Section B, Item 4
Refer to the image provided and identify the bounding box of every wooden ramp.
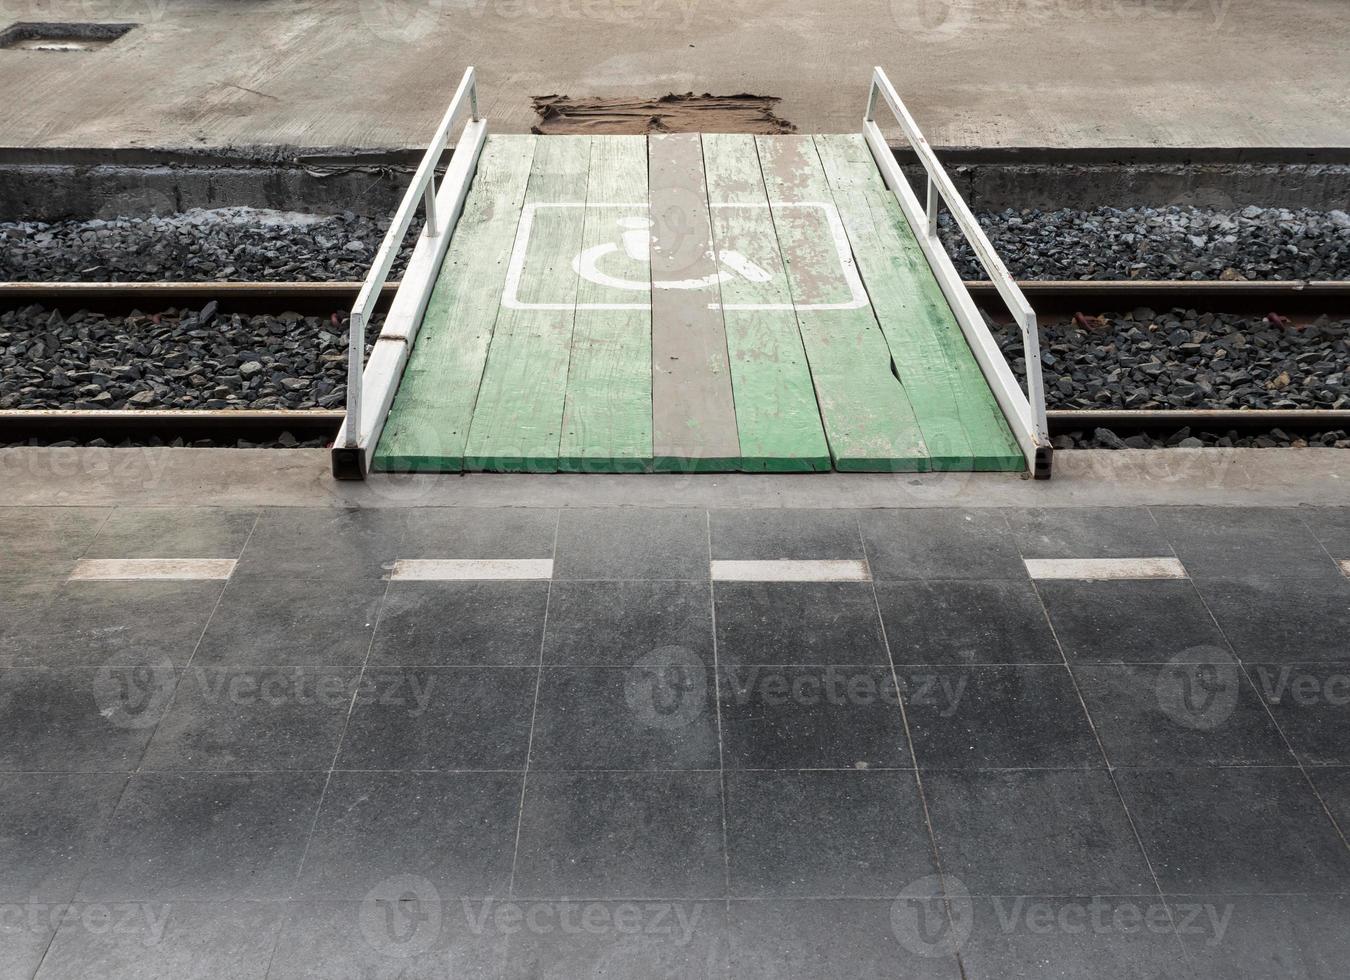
[372,132,1025,474]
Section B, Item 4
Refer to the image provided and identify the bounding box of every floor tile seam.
[1147,505,1336,558]
[334,767,725,774]
[545,661,894,669]
[719,662,936,670]
[0,769,149,776]
[1182,571,1350,852]
[119,514,261,781]
[258,884,290,980]
[292,569,394,888]
[48,764,1300,774]
[74,506,116,563]
[38,658,1308,670]
[853,511,964,976]
[506,511,561,899]
[1023,571,1188,952]
[1094,762,1334,771]
[28,903,66,980]
[707,511,733,905]
[724,889,1192,901]
[37,768,135,974]
[33,889,1344,904]
[1234,660,1350,855]
[1296,507,1349,572]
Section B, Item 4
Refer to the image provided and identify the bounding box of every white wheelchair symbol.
[573,216,774,292]
[501,202,869,312]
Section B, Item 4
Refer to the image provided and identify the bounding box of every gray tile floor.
[0,505,1348,979]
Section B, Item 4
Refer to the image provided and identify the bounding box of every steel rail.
[3,280,1347,318]
[0,409,344,443]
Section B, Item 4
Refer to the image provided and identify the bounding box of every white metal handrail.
[863,67,1051,476]
[344,67,480,450]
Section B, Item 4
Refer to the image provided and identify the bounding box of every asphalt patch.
[530,93,796,135]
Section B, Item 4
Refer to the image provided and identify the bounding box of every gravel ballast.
[1053,426,1350,450]
[3,301,1348,451]
[993,308,1350,412]
[0,303,372,411]
[2,204,1348,283]
[941,206,1350,281]
[991,307,1350,448]
[0,208,419,283]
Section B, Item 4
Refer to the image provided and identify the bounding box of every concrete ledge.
[2,448,1348,509]
[6,152,1348,221]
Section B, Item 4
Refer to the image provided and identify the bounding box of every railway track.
[3,278,1349,317]
[3,278,1349,449]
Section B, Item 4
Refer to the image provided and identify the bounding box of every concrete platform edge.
[3,448,1348,509]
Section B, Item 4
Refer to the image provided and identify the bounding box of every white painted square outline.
[501,201,869,312]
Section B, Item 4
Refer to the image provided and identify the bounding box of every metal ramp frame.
[333,67,1052,479]
[330,67,484,480]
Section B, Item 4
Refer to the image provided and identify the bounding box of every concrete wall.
[3,150,1347,222]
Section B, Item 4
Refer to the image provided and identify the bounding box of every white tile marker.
[390,559,555,581]
[1023,557,1187,581]
[710,559,872,582]
[69,558,237,581]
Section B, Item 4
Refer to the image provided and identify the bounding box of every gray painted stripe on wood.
[648,132,741,472]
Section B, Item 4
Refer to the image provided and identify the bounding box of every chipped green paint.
[558,135,653,472]
[814,134,1024,472]
[756,135,930,472]
[374,135,538,472]
[463,136,591,472]
[703,133,831,472]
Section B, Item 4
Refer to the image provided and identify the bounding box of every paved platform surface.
[4,446,1350,508]
[3,494,1350,978]
[378,132,1021,475]
[0,0,1345,152]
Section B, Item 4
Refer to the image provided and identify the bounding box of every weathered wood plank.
[558,135,652,472]
[373,135,538,472]
[814,134,1024,471]
[648,132,741,472]
[755,135,930,472]
[463,135,591,472]
[701,133,830,472]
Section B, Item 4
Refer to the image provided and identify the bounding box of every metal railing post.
[423,180,440,238]
[345,309,363,448]
[861,66,1052,470]
[1022,310,1049,436]
[341,66,479,461]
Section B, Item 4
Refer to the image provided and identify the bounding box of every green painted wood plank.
[649,133,741,473]
[463,136,592,472]
[558,135,652,473]
[814,134,1024,472]
[701,133,831,473]
[755,135,930,473]
[373,135,539,472]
